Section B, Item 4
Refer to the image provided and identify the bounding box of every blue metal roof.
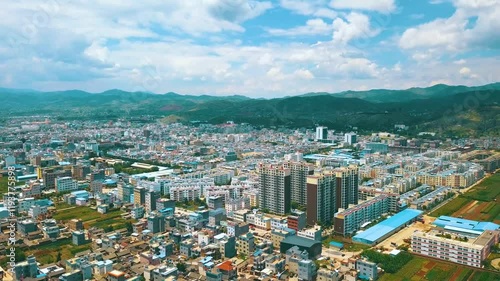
[433,216,499,232]
[353,209,423,244]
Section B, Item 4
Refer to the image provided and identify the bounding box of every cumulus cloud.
[279,0,337,18]
[329,0,396,13]
[332,13,380,44]
[267,18,332,36]
[399,0,500,52]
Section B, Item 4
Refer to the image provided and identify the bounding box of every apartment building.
[283,161,314,207]
[334,194,389,236]
[306,171,336,226]
[335,165,359,210]
[55,176,79,193]
[258,163,291,215]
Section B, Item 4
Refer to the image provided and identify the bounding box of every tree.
[56,251,62,262]
[177,262,187,272]
[125,221,133,234]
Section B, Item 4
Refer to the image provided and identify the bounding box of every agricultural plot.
[430,172,500,223]
[379,257,499,281]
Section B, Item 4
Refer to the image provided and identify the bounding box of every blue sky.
[0,0,499,97]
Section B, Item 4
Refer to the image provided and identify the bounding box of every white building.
[55,177,79,193]
[344,133,357,145]
[316,126,328,140]
[412,230,499,268]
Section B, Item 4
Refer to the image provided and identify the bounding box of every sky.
[1,0,499,98]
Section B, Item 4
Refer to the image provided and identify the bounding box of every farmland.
[52,206,133,230]
[380,256,500,281]
[429,171,500,223]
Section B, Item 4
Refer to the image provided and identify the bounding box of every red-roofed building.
[216,261,237,280]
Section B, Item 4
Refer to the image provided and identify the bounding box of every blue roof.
[329,241,344,248]
[433,216,499,232]
[353,209,423,244]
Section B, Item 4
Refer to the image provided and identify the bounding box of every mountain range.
[1,83,499,137]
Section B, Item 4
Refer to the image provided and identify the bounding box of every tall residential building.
[335,165,359,211]
[306,171,336,226]
[258,163,291,215]
[284,162,314,207]
[134,187,146,206]
[315,126,328,140]
[145,190,160,213]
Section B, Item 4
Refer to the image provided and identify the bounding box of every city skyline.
[2,0,499,97]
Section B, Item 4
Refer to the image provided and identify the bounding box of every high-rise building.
[315,126,328,140]
[258,163,291,215]
[284,162,314,207]
[117,181,134,203]
[306,171,336,226]
[335,165,359,211]
[145,190,160,213]
[344,132,357,145]
[134,187,146,206]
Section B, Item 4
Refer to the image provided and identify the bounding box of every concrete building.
[316,126,328,141]
[335,165,359,211]
[237,232,255,257]
[288,210,307,231]
[306,171,336,226]
[145,190,159,213]
[134,187,146,206]
[14,256,39,280]
[208,196,224,210]
[412,230,499,268]
[258,163,291,215]
[55,176,79,193]
[317,268,341,281]
[334,194,389,236]
[356,259,378,280]
[298,225,322,242]
[344,132,357,145]
[284,161,314,207]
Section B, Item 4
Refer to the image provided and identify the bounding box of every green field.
[429,171,500,218]
[0,177,25,194]
[380,257,500,281]
[429,196,469,217]
[52,206,132,231]
[26,238,92,264]
[463,172,500,201]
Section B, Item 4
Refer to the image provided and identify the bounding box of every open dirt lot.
[377,215,435,252]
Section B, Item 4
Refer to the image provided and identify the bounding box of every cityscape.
[0,119,499,281]
[1,1,500,281]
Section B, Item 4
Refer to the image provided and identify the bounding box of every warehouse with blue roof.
[353,209,423,245]
[433,216,499,237]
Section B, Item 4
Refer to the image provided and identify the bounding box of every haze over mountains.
[1,83,499,137]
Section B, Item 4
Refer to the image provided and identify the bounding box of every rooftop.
[353,208,423,244]
[433,216,500,233]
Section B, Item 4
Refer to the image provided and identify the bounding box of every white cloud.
[459,66,471,75]
[332,13,380,44]
[279,0,337,18]
[399,0,500,52]
[329,0,396,13]
[268,18,332,36]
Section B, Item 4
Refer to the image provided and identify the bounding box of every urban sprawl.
[1,119,500,281]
